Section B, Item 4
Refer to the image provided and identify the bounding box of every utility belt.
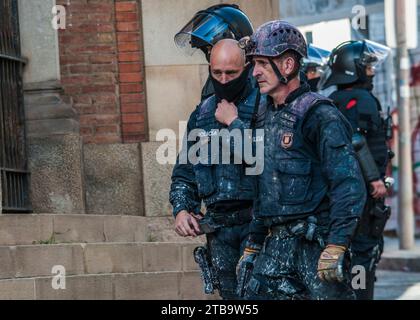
[263,199,330,230]
[267,215,327,248]
[199,207,253,234]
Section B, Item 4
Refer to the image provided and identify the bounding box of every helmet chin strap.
[268,58,299,85]
[269,58,288,85]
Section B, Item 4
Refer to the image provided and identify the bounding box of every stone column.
[19,0,86,214]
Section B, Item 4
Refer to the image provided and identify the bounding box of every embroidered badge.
[281,132,294,149]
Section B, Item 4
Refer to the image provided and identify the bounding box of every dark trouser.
[350,236,383,300]
[206,223,249,300]
[350,197,386,300]
[245,229,356,300]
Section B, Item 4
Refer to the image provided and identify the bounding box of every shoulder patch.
[346,99,357,110]
[281,132,294,149]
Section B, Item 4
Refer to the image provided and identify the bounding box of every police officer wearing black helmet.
[169,37,265,299]
[170,5,261,300]
[320,39,392,300]
[174,4,254,99]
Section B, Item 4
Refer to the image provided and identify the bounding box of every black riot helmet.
[174,4,253,60]
[319,39,390,89]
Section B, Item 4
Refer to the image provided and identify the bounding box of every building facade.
[1,0,279,219]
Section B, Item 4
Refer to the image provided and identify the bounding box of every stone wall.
[84,144,145,215]
[17,0,280,216]
[24,82,86,214]
[18,0,148,214]
[19,0,86,214]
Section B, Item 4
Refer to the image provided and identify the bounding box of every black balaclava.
[307,77,320,92]
[344,75,375,92]
[210,64,251,102]
[354,62,375,91]
[364,75,375,91]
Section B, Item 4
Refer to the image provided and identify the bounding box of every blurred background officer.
[174,4,254,99]
[302,44,331,93]
[320,40,393,300]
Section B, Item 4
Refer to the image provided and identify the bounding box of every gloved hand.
[317,244,347,282]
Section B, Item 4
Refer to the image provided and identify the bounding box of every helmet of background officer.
[319,40,391,90]
[174,4,254,62]
[241,20,307,95]
[302,44,331,92]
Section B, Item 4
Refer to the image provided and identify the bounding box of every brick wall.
[57,0,147,144]
[116,0,147,143]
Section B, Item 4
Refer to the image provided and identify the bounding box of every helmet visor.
[304,44,331,67]
[317,65,333,89]
[304,65,328,76]
[174,13,230,56]
[360,40,391,68]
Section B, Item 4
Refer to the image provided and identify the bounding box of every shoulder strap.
[250,91,261,128]
[238,88,260,121]
[196,95,217,128]
[287,91,335,119]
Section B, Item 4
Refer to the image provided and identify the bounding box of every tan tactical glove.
[317,244,347,282]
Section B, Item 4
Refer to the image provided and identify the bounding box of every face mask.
[210,65,250,102]
[365,75,374,91]
[307,77,320,92]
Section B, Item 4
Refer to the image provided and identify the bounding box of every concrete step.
[0,242,202,280]
[0,214,203,246]
[0,214,149,246]
[145,216,205,243]
[0,271,219,300]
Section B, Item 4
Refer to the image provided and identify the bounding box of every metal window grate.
[0,0,31,213]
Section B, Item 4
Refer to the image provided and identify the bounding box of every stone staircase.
[0,214,216,300]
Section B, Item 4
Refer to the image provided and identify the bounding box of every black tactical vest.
[257,91,335,218]
[193,88,265,207]
[330,88,388,176]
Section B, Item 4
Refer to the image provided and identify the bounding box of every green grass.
[33,233,57,245]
